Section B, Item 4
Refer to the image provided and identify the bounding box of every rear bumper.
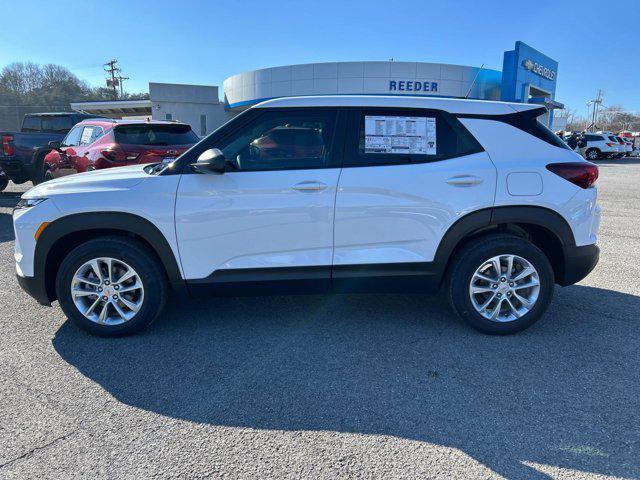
[16,273,51,306]
[560,243,599,286]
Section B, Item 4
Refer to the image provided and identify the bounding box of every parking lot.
[0,160,638,479]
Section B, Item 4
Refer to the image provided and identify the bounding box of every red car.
[43,119,199,180]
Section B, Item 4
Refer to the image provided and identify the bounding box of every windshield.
[114,124,198,146]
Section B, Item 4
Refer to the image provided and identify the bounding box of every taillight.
[2,135,14,156]
[546,162,599,189]
[606,142,617,147]
[101,145,139,162]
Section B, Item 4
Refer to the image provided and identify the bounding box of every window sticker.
[80,127,94,145]
[364,116,436,155]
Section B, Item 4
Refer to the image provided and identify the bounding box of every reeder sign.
[389,80,438,93]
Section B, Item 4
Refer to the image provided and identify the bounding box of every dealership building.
[71,41,563,135]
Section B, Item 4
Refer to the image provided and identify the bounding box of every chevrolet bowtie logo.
[524,59,534,71]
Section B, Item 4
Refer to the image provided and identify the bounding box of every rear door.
[333,108,496,279]
[175,108,343,285]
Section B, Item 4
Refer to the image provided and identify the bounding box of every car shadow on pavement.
[52,285,640,479]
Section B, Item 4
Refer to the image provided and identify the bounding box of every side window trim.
[178,107,344,173]
[342,107,484,168]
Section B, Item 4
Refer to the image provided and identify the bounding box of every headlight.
[15,197,48,210]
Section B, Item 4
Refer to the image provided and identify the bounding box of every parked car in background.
[619,137,633,156]
[14,95,600,337]
[43,119,199,180]
[0,112,98,190]
[579,133,622,160]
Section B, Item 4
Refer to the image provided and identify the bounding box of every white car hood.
[23,164,151,199]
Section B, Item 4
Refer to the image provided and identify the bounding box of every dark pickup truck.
[0,112,97,190]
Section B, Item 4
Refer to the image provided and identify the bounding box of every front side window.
[347,108,482,166]
[219,110,337,171]
[62,126,83,147]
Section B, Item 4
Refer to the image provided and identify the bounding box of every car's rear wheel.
[585,148,600,160]
[448,235,554,334]
[56,236,167,336]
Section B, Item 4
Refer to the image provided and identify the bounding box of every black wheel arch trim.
[432,205,577,278]
[35,212,184,302]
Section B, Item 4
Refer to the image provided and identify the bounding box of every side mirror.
[48,140,62,151]
[191,148,226,174]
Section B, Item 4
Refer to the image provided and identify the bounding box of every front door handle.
[446,175,483,187]
[291,181,328,192]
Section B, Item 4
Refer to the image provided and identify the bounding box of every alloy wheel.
[469,254,540,322]
[71,257,144,325]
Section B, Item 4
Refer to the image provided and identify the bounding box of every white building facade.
[223,61,503,111]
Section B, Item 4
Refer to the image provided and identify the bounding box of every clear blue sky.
[1,0,638,117]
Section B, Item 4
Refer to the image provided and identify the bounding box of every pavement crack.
[0,430,76,470]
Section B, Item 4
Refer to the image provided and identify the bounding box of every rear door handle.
[292,181,328,192]
[446,175,483,187]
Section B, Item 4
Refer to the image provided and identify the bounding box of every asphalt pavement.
[0,160,639,479]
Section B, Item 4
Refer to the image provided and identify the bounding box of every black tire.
[447,235,555,335]
[585,148,600,161]
[0,169,8,192]
[31,152,48,185]
[55,236,168,336]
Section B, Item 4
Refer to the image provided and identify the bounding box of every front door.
[175,108,342,289]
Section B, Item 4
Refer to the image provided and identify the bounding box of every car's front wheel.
[448,235,555,334]
[56,236,167,336]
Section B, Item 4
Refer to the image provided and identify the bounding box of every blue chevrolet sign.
[389,80,438,92]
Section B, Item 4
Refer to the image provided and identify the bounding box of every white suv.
[13,96,601,336]
[581,133,623,160]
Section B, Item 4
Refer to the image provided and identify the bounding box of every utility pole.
[103,59,121,100]
[589,89,603,131]
[116,74,129,98]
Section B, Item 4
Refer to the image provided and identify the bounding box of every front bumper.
[560,243,599,286]
[16,273,51,306]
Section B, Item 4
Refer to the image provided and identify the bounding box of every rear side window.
[79,126,104,146]
[22,116,41,132]
[41,116,73,133]
[347,108,483,166]
[114,124,198,146]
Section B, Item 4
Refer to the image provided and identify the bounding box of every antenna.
[465,64,484,99]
